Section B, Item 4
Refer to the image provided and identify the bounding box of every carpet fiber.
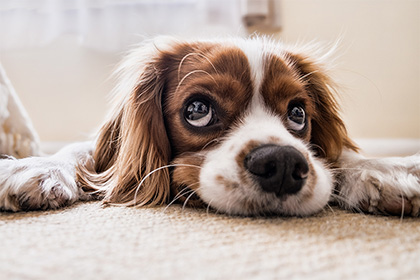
[1,202,419,279]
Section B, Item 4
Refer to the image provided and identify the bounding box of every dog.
[1,37,419,216]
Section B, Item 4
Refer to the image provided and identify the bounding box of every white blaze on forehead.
[233,39,266,97]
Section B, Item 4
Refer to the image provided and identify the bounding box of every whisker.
[171,186,195,204]
[201,138,220,151]
[400,195,405,222]
[393,184,407,222]
[310,143,327,158]
[164,182,201,212]
[325,203,336,215]
[163,187,193,212]
[182,187,202,211]
[177,52,219,82]
[175,70,217,93]
[336,68,383,99]
[206,199,215,216]
[298,70,320,83]
[329,193,365,214]
[331,167,365,172]
[133,163,201,206]
[165,188,192,211]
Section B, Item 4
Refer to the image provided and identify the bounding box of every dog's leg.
[334,150,420,216]
[0,142,95,211]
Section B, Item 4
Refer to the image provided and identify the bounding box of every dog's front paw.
[336,154,420,217]
[0,157,87,211]
[357,169,420,216]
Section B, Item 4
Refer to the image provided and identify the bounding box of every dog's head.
[79,37,357,216]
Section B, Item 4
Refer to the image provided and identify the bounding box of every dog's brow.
[177,52,219,82]
[175,69,217,94]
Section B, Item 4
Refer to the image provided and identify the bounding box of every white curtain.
[0,0,246,52]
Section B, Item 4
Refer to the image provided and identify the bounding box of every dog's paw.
[356,168,420,216]
[0,156,89,211]
[336,153,420,217]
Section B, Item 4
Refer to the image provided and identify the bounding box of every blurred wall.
[2,35,118,142]
[279,0,420,140]
[1,0,419,142]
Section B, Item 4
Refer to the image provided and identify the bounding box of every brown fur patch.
[235,140,261,172]
[261,54,314,142]
[285,52,358,161]
[163,44,254,155]
[171,153,206,207]
[215,175,240,190]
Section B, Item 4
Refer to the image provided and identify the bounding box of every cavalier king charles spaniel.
[1,37,419,216]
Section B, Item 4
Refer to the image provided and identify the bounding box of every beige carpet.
[1,202,419,280]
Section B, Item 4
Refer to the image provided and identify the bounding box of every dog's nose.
[244,144,309,196]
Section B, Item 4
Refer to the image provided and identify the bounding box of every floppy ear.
[77,44,171,206]
[287,52,358,162]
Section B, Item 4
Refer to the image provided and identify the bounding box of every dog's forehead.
[213,40,308,113]
[171,40,304,105]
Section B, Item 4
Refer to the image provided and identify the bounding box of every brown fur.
[170,152,206,207]
[77,55,171,206]
[286,53,359,161]
[261,54,315,142]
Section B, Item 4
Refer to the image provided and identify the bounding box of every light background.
[1,0,419,144]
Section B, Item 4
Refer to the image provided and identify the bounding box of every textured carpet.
[1,202,419,280]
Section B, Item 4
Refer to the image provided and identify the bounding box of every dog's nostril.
[292,162,309,181]
[244,144,309,196]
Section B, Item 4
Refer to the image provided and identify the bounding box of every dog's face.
[80,37,357,216]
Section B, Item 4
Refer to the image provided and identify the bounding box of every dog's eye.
[287,106,306,131]
[185,100,214,127]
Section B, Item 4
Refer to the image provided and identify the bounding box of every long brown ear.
[77,43,171,207]
[287,52,358,162]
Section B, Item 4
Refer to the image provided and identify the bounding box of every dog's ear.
[287,52,358,162]
[77,43,172,206]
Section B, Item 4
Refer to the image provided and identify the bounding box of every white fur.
[0,142,93,211]
[336,150,420,216]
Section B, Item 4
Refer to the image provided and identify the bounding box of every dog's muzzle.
[244,144,309,196]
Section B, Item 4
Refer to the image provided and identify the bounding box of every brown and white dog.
[1,37,419,216]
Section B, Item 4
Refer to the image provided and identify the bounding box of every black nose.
[244,144,309,196]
